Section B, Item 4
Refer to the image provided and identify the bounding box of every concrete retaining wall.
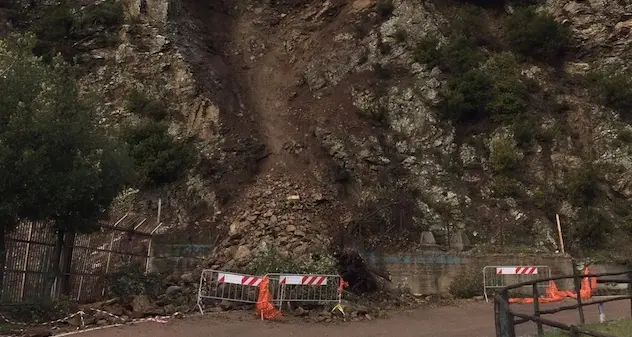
[362,249,574,295]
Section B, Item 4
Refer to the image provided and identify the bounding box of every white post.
[145,222,162,274]
[101,232,116,297]
[556,214,565,254]
[157,198,161,224]
[19,222,34,300]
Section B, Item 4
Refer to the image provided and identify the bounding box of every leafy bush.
[122,120,195,187]
[245,247,337,275]
[489,135,521,173]
[32,0,125,62]
[451,4,490,45]
[564,163,600,206]
[484,53,528,121]
[587,68,632,116]
[572,207,610,250]
[1,297,78,323]
[618,128,632,143]
[126,89,169,121]
[77,0,125,30]
[491,175,520,197]
[376,0,394,19]
[505,6,571,63]
[106,263,163,298]
[437,53,528,123]
[438,69,493,122]
[449,271,483,298]
[414,36,484,74]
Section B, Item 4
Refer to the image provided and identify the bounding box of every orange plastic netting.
[508,267,597,304]
[255,276,282,320]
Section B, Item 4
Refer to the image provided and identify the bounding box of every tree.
[0,33,132,292]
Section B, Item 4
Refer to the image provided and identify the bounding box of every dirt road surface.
[69,299,631,337]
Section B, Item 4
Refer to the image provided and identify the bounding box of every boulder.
[130,295,155,317]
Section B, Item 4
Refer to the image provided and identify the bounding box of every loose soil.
[59,299,632,337]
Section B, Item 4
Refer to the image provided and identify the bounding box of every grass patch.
[543,318,632,337]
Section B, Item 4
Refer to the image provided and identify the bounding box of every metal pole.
[157,198,161,224]
[19,222,33,300]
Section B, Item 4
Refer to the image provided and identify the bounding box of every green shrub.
[376,0,394,19]
[126,89,169,121]
[449,271,483,298]
[505,6,571,63]
[413,36,441,68]
[491,175,520,197]
[485,53,528,121]
[394,27,407,42]
[532,188,547,208]
[451,4,490,44]
[414,36,484,74]
[122,120,195,187]
[572,207,610,250]
[513,119,536,148]
[437,52,528,123]
[587,68,632,116]
[438,69,493,122]
[618,128,632,143]
[106,263,163,298]
[564,163,600,206]
[489,135,521,173]
[78,0,125,29]
[1,297,78,323]
[244,247,337,275]
[31,0,125,62]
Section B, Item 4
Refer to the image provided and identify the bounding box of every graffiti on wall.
[154,244,214,257]
[362,251,465,265]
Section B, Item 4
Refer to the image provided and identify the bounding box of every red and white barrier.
[217,272,262,286]
[483,265,551,302]
[496,266,538,275]
[279,274,328,285]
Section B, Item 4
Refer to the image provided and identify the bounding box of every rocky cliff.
[6,0,632,271]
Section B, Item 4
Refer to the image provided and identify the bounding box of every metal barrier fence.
[197,269,266,313]
[269,273,341,310]
[197,270,343,313]
[483,265,551,302]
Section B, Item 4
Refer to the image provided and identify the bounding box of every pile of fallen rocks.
[206,175,338,271]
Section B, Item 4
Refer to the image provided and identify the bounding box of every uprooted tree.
[0,33,133,297]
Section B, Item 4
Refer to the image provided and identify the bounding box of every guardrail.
[494,263,632,337]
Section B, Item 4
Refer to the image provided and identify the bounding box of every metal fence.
[269,273,342,309]
[2,212,163,303]
[197,270,264,313]
[197,270,344,313]
[483,265,551,302]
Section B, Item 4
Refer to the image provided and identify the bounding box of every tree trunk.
[60,231,75,297]
[47,229,64,300]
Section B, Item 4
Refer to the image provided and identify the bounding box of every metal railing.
[494,264,632,337]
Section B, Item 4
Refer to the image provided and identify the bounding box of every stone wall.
[363,249,574,295]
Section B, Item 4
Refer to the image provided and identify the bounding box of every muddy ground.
[56,299,631,337]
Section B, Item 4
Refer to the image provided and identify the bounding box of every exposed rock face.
[15,0,632,268]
